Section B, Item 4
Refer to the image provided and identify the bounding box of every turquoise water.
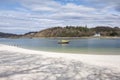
[0,38,120,55]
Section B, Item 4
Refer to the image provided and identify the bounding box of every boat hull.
[58,42,69,44]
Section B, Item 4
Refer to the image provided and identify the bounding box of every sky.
[0,0,120,34]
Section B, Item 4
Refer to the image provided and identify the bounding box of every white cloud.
[0,0,120,34]
[61,3,95,12]
[17,0,61,12]
[85,0,120,11]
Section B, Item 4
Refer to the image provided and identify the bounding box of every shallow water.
[0,38,120,54]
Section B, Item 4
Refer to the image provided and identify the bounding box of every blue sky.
[0,0,120,34]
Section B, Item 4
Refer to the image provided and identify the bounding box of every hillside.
[92,26,120,36]
[0,32,20,38]
[0,26,120,38]
[22,26,120,38]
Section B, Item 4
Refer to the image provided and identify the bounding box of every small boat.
[58,40,70,44]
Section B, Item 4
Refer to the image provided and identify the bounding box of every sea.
[0,38,120,55]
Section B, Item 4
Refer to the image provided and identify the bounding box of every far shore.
[2,36,120,39]
[41,36,120,39]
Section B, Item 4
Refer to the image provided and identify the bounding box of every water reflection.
[61,44,68,47]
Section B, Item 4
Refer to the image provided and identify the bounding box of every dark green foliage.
[91,26,120,36]
[110,32,118,36]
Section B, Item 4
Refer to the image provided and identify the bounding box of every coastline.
[0,44,120,80]
[0,44,120,70]
[2,36,120,39]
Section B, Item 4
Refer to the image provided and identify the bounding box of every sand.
[0,44,120,80]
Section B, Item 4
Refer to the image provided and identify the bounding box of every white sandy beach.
[0,44,120,80]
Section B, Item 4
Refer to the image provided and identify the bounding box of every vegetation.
[0,26,120,38]
[0,32,20,38]
[25,26,120,37]
[91,26,120,36]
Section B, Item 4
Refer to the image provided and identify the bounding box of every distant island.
[0,26,120,38]
[0,32,19,38]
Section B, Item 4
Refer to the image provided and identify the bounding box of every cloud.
[85,0,120,12]
[0,0,120,34]
[17,0,61,12]
[115,5,120,12]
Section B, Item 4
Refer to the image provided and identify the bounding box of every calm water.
[0,38,120,55]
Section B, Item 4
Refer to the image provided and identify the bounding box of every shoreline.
[1,36,120,39]
[0,44,120,70]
